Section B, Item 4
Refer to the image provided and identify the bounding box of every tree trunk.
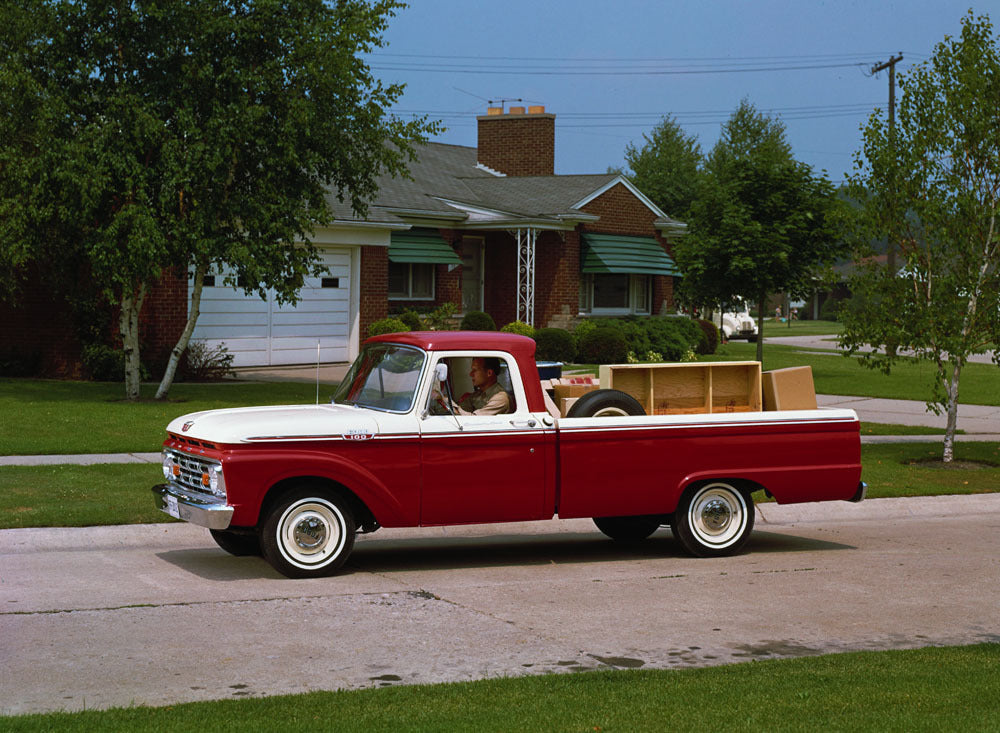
[155,263,205,400]
[119,284,147,402]
[941,359,962,463]
[755,294,765,363]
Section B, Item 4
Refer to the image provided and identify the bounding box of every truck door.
[418,354,551,525]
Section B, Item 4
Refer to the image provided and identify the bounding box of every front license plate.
[165,494,180,519]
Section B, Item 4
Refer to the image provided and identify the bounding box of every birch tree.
[839,11,1000,461]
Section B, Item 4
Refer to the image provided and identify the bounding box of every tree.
[673,100,843,361]
[0,0,435,400]
[839,11,1000,462]
[624,116,702,218]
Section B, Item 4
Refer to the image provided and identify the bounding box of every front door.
[418,353,550,525]
[461,237,484,313]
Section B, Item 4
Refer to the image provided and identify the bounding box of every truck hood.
[166,404,384,444]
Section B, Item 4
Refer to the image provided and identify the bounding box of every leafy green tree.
[624,116,702,218]
[674,100,842,361]
[839,11,1000,462]
[0,0,435,400]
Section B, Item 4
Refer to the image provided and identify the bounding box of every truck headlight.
[162,452,174,480]
[203,465,225,498]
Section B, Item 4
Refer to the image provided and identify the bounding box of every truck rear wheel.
[671,482,754,557]
[593,515,663,542]
[261,487,356,578]
[567,389,645,418]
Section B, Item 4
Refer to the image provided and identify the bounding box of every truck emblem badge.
[342,429,374,441]
[182,421,195,432]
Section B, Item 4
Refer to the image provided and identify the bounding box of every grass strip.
[0,463,171,528]
[0,378,340,455]
[703,342,1000,406]
[4,644,999,731]
[2,443,998,530]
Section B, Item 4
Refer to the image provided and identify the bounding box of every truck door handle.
[509,419,537,428]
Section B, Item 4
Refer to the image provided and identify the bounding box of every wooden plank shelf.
[598,361,762,415]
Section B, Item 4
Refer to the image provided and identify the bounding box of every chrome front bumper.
[152,483,233,530]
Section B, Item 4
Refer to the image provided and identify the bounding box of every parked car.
[720,304,758,342]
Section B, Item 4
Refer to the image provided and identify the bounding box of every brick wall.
[0,263,84,377]
[477,110,555,177]
[581,182,678,313]
[139,268,188,371]
[534,229,580,328]
[359,246,388,340]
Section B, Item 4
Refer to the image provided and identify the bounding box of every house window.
[580,274,651,315]
[389,262,434,300]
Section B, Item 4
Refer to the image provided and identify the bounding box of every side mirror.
[435,362,448,383]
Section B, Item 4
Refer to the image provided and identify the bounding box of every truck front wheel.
[671,482,754,557]
[209,529,261,557]
[261,488,356,578]
[593,515,663,542]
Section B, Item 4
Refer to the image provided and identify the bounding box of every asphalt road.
[3,494,1000,716]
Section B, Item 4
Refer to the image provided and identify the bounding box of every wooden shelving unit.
[598,361,762,415]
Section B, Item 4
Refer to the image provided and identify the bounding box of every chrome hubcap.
[294,516,328,551]
[700,498,732,532]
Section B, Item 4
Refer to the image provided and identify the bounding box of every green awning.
[581,233,681,276]
[389,231,461,265]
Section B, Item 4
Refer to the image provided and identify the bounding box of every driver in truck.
[434,356,510,415]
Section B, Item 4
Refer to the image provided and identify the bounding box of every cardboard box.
[553,382,599,401]
[762,366,817,411]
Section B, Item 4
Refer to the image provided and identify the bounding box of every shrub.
[180,341,236,382]
[572,319,597,347]
[0,348,41,377]
[460,310,497,331]
[576,327,628,364]
[424,302,458,330]
[397,309,424,331]
[640,316,701,361]
[534,328,576,362]
[500,320,536,338]
[367,317,410,338]
[81,343,149,382]
[694,319,719,355]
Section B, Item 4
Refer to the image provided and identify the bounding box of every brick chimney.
[477,105,555,176]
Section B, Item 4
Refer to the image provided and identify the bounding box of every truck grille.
[163,448,223,499]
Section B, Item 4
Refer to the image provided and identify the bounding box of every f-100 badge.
[342,428,374,441]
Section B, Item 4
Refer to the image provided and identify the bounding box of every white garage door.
[192,248,355,367]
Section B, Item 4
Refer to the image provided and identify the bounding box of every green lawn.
[703,342,1000,405]
[5,644,999,731]
[2,442,997,530]
[0,378,340,455]
[760,318,842,337]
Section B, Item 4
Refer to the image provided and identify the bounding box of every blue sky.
[373,1,987,188]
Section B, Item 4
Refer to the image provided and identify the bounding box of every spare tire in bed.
[565,389,646,418]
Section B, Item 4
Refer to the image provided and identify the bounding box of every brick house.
[3,106,684,374]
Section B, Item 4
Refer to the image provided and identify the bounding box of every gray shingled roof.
[323,141,647,227]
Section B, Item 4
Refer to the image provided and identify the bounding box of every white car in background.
[719,304,758,342]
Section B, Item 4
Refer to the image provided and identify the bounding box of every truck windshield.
[332,344,426,412]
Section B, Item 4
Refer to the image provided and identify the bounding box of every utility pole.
[872,53,903,358]
[871,54,903,276]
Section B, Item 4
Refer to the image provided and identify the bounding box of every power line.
[372,61,870,76]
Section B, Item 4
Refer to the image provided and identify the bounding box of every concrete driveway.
[3,494,1000,715]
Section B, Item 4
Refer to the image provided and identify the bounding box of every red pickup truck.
[154,331,865,578]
